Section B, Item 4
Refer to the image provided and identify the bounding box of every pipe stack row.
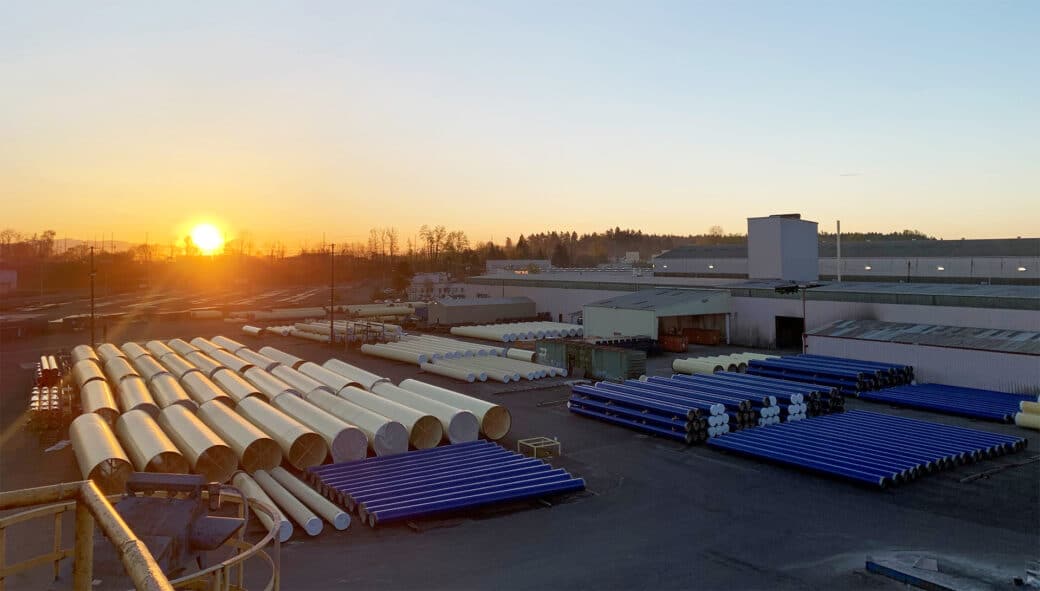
[746,354,913,395]
[707,410,1027,488]
[686,372,846,415]
[859,383,1039,424]
[305,440,585,527]
[451,322,583,342]
[1017,400,1040,431]
[264,320,403,343]
[359,334,562,383]
[672,353,778,375]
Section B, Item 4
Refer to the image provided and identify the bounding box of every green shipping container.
[536,340,646,382]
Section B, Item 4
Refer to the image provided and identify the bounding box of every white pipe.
[210,368,263,403]
[323,359,391,391]
[72,344,100,366]
[232,472,292,542]
[304,389,408,456]
[116,376,160,417]
[236,397,328,469]
[132,355,173,384]
[505,348,536,363]
[148,373,198,411]
[242,325,265,336]
[120,342,150,360]
[158,353,203,381]
[360,343,428,365]
[243,367,301,400]
[271,365,335,397]
[298,362,364,392]
[369,382,479,444]
[335,386,442,449]
[211,335,248,353]
[271,392,368,462]
[418,362,477,383]
[70,413,132,494]
[184,351,226,378]
[167,338,200,357]
[72,359,105,388]
[270,467,350,530]
[258,346,305,369]
[80,380,119,425]
[252,469,323,537]
[181,372,235,407]
[158,404,238,484]
[197,400,282,472]
[237,349,281,372]
[115,409,189,474]
[145,340,175,359]
[397,379,511,440]
[96,343,126,363]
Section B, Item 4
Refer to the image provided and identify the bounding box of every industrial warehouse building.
[583,289,731,341]
[806,319,1040,393]
[464,215,1040,393]
[427,296,536,325]
[653,236,1039,284]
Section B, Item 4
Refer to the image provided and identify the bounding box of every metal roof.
[586,288,729,312]
[654,238,1040,260]
[808,319,1040,355]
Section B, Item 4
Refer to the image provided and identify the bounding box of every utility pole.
[329,243,335,346]
[90,246,96,347]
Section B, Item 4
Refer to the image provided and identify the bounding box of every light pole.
[329,243,335,346]
[89,246,96,347]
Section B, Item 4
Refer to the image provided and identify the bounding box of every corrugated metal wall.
[806,335,1040,394]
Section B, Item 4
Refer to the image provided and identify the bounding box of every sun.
[190,223,224,255]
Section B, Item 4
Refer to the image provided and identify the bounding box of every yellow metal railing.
[0,481,279,591]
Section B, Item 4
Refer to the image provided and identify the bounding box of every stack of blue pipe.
[860,383,1036,423]
[746,355,913,395]
[568,379,730,444]
[305,440,585,527]
[568,374,824,444]
[697,371,846,415]
[707,410,1026,488]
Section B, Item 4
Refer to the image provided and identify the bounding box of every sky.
[2,1,1038,250]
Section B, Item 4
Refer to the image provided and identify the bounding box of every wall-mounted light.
[708,264,715,270]
[864,265,872,271]
[1018,266,1028,272]
[936,266,945,271]
[662,265,668,269]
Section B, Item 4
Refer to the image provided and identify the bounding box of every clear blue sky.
[2,1,1037,248]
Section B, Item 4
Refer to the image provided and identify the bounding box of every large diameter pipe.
[180,372,235,407]
[184,351,226,378]
[232,472,292,542]
[158,405,238,483]
[505,348,536,363]
[72,344,100,366]
[419,362,475,383]
[271,365,335,397]
[243,367,301,400]
[130,355,171,384]
[336,386,442,449]
[211,368,263,403]
[270,467,350,530]
[120,342,150,360]
[236,349,281,372]
[236,397,329,469]
[1021,401,1040,415]
[148,373,199,411]
[95,343,126,363]
[189,337,226,355]
[272,393,368,462]
[114,409,189,474]
[361,344,428,365]
[116,376,160,418]
[370,382,478,444]
[398,379,511,440]
[252,470,323,536]
[70,413,133,494]
[211,335,248,353]
[1015,412,1040,430]
[242,325,265,337]
[209,349,256,374]
[159,353,203,381]
[322,359,390,391]
[80,380,119,425]
[298,362,364,392]
[73,359,106,388]
[167,338,200,357]
[197,400,282,472]
[258,346,305,369]
[304,389,408,456]
[145,340,176,359]
[103,356,140,384]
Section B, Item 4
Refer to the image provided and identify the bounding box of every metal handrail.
[0,482,280,591]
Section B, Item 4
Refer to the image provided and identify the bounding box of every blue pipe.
[319,448,515,490]
[310,439,492,477]
[340,457,546,502]
[860,390,1015,422]
[577,384,704,419]
[568,397,693,431]
[642,377,757,410]
[357,467,569,511]
[707,436,891,488]
[358,470,574,514]
[367,477,586,526]
[608,381,732,413]
[663,376,772,406]
[569,405,694,443]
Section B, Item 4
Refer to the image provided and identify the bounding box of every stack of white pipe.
[450,322,583,342]
[672,352,779,375]
[427,355,565,383]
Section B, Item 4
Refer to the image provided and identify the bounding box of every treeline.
[0,225,937,297]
